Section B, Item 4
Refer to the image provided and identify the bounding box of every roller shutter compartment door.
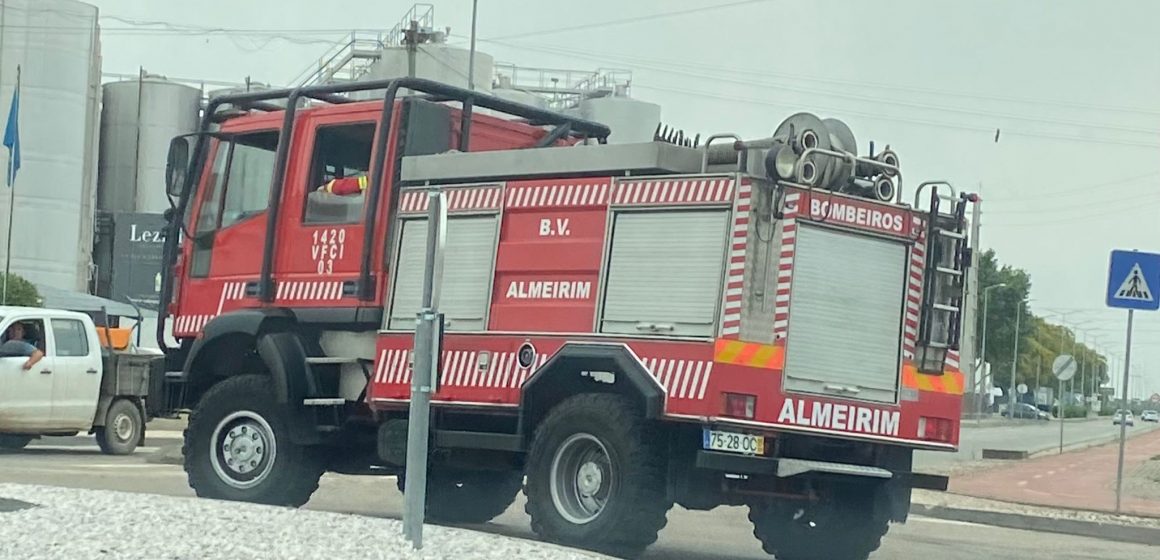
[388,216,498,331]
[601,210,730,338]
[782,225,907,404]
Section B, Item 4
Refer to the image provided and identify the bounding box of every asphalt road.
[915,417,1160,470]
[1,443,1155,560]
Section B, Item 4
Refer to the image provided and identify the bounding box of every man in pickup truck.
[2,322,44,370]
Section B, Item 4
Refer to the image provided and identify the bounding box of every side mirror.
[166,136,193,198]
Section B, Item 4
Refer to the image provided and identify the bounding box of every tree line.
[973,250,1107,396]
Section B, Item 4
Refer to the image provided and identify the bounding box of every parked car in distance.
[1004,403,1051,421]
[1142,410,1159,423]
[1113,410,1135,427]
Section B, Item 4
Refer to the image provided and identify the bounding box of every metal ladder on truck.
[915,183,970,373]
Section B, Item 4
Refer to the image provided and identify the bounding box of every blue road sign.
[1107,250,1160,310]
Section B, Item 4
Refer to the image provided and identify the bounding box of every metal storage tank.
[361,43,494,93]
[578,96,662,145]
[99,74,202,214]
[0,0,101,292]
[490,88,549,110]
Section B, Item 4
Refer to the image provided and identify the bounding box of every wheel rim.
[549,432,613,525]
[112,413,134,442]
[209,411,277,490]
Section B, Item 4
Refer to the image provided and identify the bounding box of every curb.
[911,503,1160,546]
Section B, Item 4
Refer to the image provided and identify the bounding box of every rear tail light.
[918,416,955,443]
[723,393,756,420]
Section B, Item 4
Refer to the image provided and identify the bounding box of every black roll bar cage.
[157,77,611,351]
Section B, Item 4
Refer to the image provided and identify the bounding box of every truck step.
[305,357,362,365]
[303,398,346,406]
[776,459,893,479]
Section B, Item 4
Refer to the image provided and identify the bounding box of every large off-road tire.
[183,374,324,507]
[524,394,672,558]
[95,399,143,455]
[0,434,33,450]
[748,487,890,560]
[396,467,523,524]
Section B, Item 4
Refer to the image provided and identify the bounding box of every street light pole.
[978,283,1007,421]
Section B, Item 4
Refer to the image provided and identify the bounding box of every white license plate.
[702,428,765,455]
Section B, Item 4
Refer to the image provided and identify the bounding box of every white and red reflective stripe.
[505,181,611,208]
[612,177,735,206]
[399,185,503,214]
[903,218,926,358]
[720,179,751,338]
[275,280,344,301]
[642,357,714,400]
[773,192,802,337]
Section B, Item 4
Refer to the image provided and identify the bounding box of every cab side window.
[51,319,90,357]
[1,319,46,355]
[194,130,280,234]
[304,123,375,225]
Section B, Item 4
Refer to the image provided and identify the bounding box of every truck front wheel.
[184,374,324,507]
[95,399,143,455]
[524,394,672,558]
[748,486,889,560]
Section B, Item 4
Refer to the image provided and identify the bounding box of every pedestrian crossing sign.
[1107,250,1160,311]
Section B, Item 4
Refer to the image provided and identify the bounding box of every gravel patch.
[912,489,1160,529]
[0,483,608,560]
[1124,453,1160,501]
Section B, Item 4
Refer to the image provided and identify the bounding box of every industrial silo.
[0,0,101,292]
[577,95,662,145]
[98,73,202,214]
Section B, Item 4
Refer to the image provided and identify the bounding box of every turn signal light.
[723,393,756,419]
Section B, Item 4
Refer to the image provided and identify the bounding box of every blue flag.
[3,66,20,188]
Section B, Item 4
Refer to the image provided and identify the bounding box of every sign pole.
[402,190,447,549]
[1115,309,1134,513]
[1058,378,1065,454]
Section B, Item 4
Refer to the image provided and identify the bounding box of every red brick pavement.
[949,426,1160,517]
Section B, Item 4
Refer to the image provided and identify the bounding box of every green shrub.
[0,273,40,307]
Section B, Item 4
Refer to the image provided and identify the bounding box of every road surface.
[1,442,1154,560]
[915,417,1160,470]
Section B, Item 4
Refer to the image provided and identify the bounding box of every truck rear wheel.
[524,394,672,558]
[95,399,143,455]
[184,374,324,507]
[396,467,523,524]
[0,435,33,450]
[748,487,889,560]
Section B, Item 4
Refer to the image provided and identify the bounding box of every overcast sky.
[87,0,1160,398]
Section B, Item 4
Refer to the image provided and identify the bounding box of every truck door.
[0,317,54,430]
[175,129,280,335]
[48,317,102,430]
[272,113,378,307]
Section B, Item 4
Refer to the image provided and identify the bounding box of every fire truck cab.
[156,78,971,560]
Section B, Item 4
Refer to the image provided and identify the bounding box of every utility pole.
[959,193,982,419]
[466,0,479,90]
[1009,300,1023,418]
[405,19,419,79]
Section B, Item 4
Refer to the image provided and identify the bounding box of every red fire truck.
[154,78,970,560]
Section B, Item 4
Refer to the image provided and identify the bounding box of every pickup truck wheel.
[748,487,889,560]
[95,399,143,455]
[524,394,672,558]
[396,468,523,524]
[184,374,323,507]
[0,435,33,450]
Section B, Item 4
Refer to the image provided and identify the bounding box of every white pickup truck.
[0,306,156,454]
